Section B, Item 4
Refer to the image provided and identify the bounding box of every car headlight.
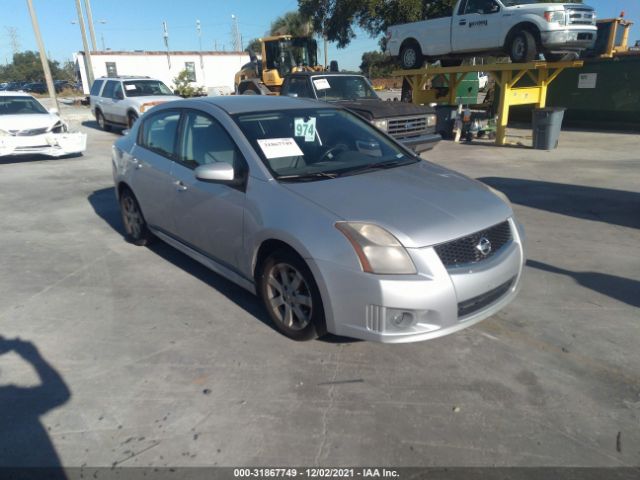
[544,10,566,24]
[336,222,417,275]
[48,121,68,133]
[372,119,388,132]
[427,114,436,127]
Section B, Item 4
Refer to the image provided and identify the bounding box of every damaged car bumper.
[0,131,87,157]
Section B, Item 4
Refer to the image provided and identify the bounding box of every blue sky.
[1,0,638,71]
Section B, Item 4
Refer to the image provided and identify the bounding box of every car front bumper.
[0,132,87,157]
[398,133,442,153]
[315,218,525,343]
[541,28,597,51]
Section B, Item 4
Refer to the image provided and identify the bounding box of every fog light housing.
[385,308,418,331]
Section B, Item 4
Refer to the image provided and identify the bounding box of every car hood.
[0,113,61,133]
[333,99,433,119]
[282,161,512,248]
[129,95,182,105]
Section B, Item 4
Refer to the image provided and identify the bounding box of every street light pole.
[25,0,59,111]
[74,0,94,87]
[83,0,98,51]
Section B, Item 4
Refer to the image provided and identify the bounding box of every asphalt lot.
[0,103,639,468]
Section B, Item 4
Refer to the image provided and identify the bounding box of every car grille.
[387,116,427,137]
[434,221,512,268]
[566,8,595,26]
[10,127,49,136]
[458,276,516,318]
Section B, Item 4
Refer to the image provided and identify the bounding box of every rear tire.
[96,110,111,132]
[400,42,423,70]
[509,30,538,63]
[119,188,153,246]
[258,249,326,341]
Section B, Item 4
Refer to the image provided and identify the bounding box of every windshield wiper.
[277,171,339,182]
[338,158,417,177]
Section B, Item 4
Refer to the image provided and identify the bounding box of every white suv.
[89,76,181,130]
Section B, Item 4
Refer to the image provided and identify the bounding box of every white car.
[0,91,86,157]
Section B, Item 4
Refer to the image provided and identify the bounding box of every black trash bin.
[435,105,458,139]
[532,107,566,150]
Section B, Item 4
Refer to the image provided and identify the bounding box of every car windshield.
[233,108,418,181]
[311,76,379,101]
[123,80,173,97]
[502,0,561,5]
[0,96,48,115]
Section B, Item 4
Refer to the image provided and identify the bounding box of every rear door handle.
[175,180,188,192]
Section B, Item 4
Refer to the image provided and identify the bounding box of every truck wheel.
[509,30,537,63]
[400,42,423,69]
[96,110,111,132]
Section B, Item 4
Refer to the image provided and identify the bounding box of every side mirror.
[195,163,235,182]
[48,107,59,115]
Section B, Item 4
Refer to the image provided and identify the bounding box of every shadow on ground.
[0,337,70,476]
[81,120,124,134]
[0,152,83,166]
[87,187,356,344]
[480,177,640,229]
[527,260,640,308]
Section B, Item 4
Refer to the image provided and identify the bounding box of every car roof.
[191,95,333,114]
[0,91,32,97]
[289,72,365,78]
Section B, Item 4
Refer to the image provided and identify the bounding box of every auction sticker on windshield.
[125,84,136,91]
[294,117,316,142]
[313,78,331,90]
[257,138,304,159]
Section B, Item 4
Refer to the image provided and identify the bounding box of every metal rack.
[394,61,584,145]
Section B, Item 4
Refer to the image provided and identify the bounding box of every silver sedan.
[112,96,525,342]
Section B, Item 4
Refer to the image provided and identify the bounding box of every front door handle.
[459,19,467,25]
[175,180,188,192]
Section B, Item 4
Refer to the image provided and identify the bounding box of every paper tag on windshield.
[125,84,136,91]
[313,78,330,90]
[257,138,303,159]
[294,117,316,142]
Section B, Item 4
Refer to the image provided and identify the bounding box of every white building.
[75,50,250,95]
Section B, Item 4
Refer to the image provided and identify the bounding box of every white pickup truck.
[386,0,597,68]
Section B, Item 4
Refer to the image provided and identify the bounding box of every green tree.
[359,50,399,78]
[172,69,206,97]
[245,38,262,56]
[270,11,312,36]
[0,50,66,82]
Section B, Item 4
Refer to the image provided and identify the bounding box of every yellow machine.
[234,35,324,95]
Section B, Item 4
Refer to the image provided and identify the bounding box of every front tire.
[258,250,326,341]
[119,188,153,246]
[509,30,538,63]
[127,112,138,129]
[400,42,423,69]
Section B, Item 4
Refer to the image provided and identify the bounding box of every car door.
[169,109,248,271]
[452,0,502,52]
[128,108,182,233]
[98,80,117,122]
[109,81,127,125]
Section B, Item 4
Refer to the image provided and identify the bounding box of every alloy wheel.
[265,263,313,331]
[121,195,143,239]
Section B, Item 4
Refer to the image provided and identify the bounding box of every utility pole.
[83,0,98,51]
[196,19,205,83]
[25,0,58,111]
[162,21,171,68]
[74,0,94,87]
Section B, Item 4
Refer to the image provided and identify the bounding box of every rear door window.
[138,110,181,158]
